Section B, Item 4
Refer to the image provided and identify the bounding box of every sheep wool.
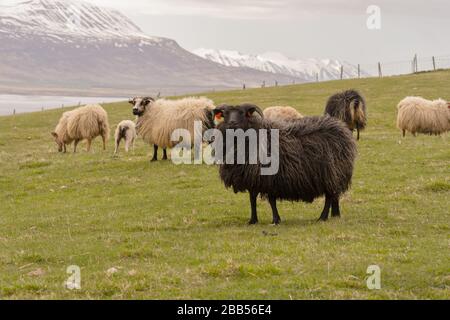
[137,97,215,149]
[397,96,450,136]
[263,106,303,122]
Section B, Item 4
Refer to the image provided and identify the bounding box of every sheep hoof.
[317,217,328,222]
[150,158,158,162]
[271,219,281,225]
[248,219,258,225]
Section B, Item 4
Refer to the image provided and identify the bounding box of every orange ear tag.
[214,112,224,125]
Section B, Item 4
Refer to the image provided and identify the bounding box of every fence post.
[358,64,361,78]
[378,62,382,78]
[13,108,16,115]
[412,54,418,73]
[432,56,436,71]
[316,73,319,82]
[340,65,344,80]
[242,84,246,90]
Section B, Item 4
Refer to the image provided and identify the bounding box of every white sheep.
[130,96,215,161]
[114,120,137,155]
[397,96,450,136]
[52,104,110,152]
[263,106,303,122]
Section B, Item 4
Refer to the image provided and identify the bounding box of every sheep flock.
[49,90,448,225]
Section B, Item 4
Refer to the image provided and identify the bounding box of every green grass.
[0,71,449,299]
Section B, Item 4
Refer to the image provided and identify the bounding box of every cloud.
[85,0,450,19]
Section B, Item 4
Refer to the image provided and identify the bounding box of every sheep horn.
[254,106,264,118]
[242,104,264,119]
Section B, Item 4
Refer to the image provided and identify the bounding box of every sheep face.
[51,132,64,152]
[129,97,154,116]
[213,104,264,130]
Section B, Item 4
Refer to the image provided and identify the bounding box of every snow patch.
[193,48,369,81]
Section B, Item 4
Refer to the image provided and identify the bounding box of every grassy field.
[0,71,449,299]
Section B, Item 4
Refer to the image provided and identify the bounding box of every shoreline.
[0,94,127,116]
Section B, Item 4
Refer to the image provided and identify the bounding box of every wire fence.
[238,54,450,90]
[353,54,450,78]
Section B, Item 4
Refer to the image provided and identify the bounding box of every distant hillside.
[0,0,301,96]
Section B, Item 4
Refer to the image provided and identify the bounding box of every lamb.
[263,106,303,122]
[130,96,215,161]
[212,104,357,224]
[114,120,137,155]
[396,96,450,137]
[324,89,367,140]
[51,104,110,153]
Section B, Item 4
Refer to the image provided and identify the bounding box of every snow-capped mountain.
[193,49,369,81]
[0,0,300,96]
[0,0,147,39]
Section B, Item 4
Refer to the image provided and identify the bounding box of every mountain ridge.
[0,0,302,96]
[193,48,369,81]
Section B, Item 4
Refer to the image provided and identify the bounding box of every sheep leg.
[162,148,168,160]
[331,198,341,218]
[102,135,106,150]
[356,125,360,141]
[402,129,406,137]
[87,139,92,152]
[114,138,120,155]
[63,144,67,153]
[268,196,281,225]
[318,196,332,221]
[151,145,158,161]
[249,191,259,225]
[73,139,80,153]
[124,138,130,153]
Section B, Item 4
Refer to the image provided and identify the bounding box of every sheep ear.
[51,132,58,138]
[143,97,154,105]
[212,108,223,115]
[213,105,227,116]
[128,98,135,105]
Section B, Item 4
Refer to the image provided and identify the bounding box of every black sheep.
[324,89,367,140]
[213,104,357,224]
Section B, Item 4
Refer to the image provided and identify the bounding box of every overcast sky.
[5,0,450,64]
